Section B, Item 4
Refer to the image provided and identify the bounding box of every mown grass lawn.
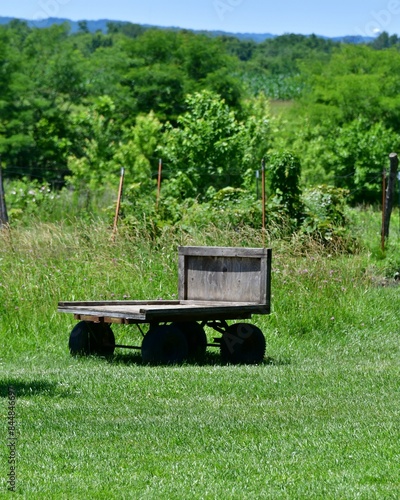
[1,216,400,498]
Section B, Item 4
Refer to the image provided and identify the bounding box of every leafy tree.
[66,96,119,193]
[67,99,164,208]
[220,36,257,62]
[202,68,243,109]
[0,23,85,181]
[126,28,180,65]
[122,29,243,121]
[178,32,230,81]
[279,116,400,204]
[77,38,133,122]
[237,33,336,100]
[107,22,145,38]
[162,91,244,199]
[112,111,164,195]
[301,44,400,129]
[123,64,187,122]
[323,119,400,204]
[370,31,399,50]
[162,90,270,200]
[268,151,303,221]
[251,33,336,75]
[78,21,89,34]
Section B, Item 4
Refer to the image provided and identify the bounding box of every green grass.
[1,213,400,498]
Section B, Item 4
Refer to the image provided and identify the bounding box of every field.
[1,211,400,498]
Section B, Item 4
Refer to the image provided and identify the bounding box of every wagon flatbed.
[58,246,272,364]
[57,300,268,323]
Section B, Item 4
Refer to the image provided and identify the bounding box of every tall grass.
[1,211,400,498]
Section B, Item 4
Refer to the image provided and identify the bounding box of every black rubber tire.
[141,325,188,365]
[172,321,207,360]
[220,323,266,364]
[69,321,115,356]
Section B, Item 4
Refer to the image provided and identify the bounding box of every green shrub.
[5,178,56,222]
[267,151,303,223]
[300,185,357,251]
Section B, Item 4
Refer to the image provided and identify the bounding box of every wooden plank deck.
[57,299,270,323]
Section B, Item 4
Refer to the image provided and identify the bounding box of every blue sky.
[1,0,400,37]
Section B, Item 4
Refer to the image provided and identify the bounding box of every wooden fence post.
[156,159,162,209]
[112,167,125,242]
[0,157,9,228]
[383,152,398,240]
[261,158,266,248]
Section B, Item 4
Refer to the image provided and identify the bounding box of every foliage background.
[1,22,400,226]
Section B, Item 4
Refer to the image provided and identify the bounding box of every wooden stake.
[383,152,398,240]
[381,168,386,253]
[261,158,266,248]
[112,167,125,242]
[156,158,162,209]
[0,156,8,228]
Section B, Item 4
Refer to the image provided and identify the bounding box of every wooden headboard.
[178,246,272,307]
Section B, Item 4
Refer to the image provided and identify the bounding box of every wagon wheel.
[172,321,207,360]
[141,325,188,365]
[220,323,266,364]
[69,321,115,357]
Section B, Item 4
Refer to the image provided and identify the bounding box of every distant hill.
[0,16,120,34]
[0,16,374,43]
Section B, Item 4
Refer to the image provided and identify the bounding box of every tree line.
[1,20,399,219]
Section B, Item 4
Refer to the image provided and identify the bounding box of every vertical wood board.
[178,247,271,304]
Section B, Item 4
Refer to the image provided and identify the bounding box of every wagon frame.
[58,246,272,364]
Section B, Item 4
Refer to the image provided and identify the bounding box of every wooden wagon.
[58,246,272,364]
